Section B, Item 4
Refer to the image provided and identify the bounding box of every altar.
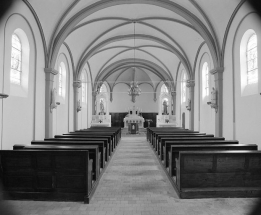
[123,106,144,128]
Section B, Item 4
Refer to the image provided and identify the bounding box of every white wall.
[194,49,215,135]
[230,11,261,147]
[110,83,157,113]
[0,10,45,149]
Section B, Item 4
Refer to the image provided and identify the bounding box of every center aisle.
[88,136,178,214]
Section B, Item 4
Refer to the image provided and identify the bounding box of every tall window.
[202,62,209,98]
[11,34,22,84]
[246,34,258,84]
[181,71,187,103]
[58,65,62,96]
[161,84,169,94]
[100,84,107,93]
[81,73,86,103]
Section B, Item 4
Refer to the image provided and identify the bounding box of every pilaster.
[209,67,224,137]
[44,68,58,138]
[186,80,195,130]
[73,80,82,131]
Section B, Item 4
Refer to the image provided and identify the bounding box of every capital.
[209,67,224,75]
[186,80,195,88]
[44,68,58,75]
[171,91,176,96]
[73,80,82,88]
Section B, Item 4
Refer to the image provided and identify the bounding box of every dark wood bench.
[168,144,258,177]
[155,134,215,151]
[84,127,121,141]
[0,150,93,203]
[16,143,100,181]
[71,130,119,145]
[159,137,225,161]
[162,140,239,168]
[65,133,116,150]
[45,138,109,167]
[175,150,261,198]
[151,131,204,147]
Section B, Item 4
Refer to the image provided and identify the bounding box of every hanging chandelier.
[128,21,141,103]
[128,81,141,103]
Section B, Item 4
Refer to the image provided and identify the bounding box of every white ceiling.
[27,0,243,91]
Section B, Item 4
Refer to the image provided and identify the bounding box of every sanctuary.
[123,106,145,128]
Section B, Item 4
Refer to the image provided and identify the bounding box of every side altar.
[123,106,144,128]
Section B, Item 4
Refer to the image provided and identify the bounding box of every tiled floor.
[0,136,260,215]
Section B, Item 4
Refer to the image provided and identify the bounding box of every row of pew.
[0,127,121,203]
[147,127,261,199]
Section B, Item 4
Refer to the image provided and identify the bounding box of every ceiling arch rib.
[77,34,191,79]
[96,59,172,88]
[76,20,190,67]
[50,0,219,70]
[96,47,173,79]
[94,45,172,56]
[69,17,199,37]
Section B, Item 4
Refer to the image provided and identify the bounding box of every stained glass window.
[100,84,107,93]
[11,34,22,84]
[82,73,86,103]
[181,71,187,103]
[161,84,169,93]
[247,34,258,84]
[205,64,209,96]
[58,65,62,96]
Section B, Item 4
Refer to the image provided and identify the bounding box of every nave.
[0,135,259,215]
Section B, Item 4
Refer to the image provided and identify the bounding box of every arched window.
[100,84,107,93]
[202,62,209,99]
[81,73,86,103]
[181,71,187,103]
[58,65,62,96]
[10,34,22,84]
[58,62,66,99]
[246,34,258,84]
[161,84,169,94]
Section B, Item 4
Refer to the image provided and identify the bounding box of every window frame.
[10,33,22,85]
[246,33,258,85]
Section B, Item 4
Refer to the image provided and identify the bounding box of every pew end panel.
[0,150,94,203]
[177,150,261,199]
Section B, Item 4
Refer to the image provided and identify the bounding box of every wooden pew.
[151,131,203,147]
[168,144,258,177]
[45,138,109,167]
[17,143,100,181]
[161,140,239,168]
[175,150,261,198]
[146,127,185,141]
[155,134,215,151]
[0,150,93,203]
[159,137,225,162]
[84,127,121,141]
[72,130,119,145]
[65,133,116,150]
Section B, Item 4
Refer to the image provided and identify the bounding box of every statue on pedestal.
[162,99,168,115]
[100,99,105,115]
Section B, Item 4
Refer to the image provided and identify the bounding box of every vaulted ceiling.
[27,0,242,92]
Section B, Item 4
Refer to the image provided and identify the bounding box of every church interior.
[0,0,261,214]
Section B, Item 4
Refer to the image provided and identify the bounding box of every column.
[92,91,97,115]
[210,67,224,137]
[73,80,81,131]
[186,80,195,130]
[171,91,176,115]
[44,68,58,138]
